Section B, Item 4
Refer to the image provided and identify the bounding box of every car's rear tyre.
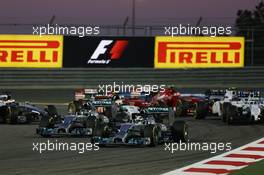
[68,101,80,114]
[7,107,18,124]
[227,105,236,125]
[46,105,58,116]
[221,102,230,122]
[171,121,188,142]
[0,106,11,123]
[193,102,208,120]
[92,116,110,138]
[87,115,98,137]
[144,125,159,147]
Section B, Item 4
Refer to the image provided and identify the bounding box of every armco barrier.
[0,67,264,89]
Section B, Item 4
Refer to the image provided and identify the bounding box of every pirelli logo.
[0,35,63,68]
[155,37,244,68]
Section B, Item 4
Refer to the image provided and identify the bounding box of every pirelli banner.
[0,35,244,68]
[154,37,245,68]
[0,35,154,68]
[0,35,63,68]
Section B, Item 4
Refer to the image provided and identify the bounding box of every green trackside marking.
[230,160,264,175]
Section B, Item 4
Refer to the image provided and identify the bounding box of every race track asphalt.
[0,89,264,175]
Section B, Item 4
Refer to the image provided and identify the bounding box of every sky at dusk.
[0,0,261,26]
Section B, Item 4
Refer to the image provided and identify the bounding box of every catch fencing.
[0,67,263,89]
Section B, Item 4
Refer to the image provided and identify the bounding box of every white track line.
[162,137,264,175]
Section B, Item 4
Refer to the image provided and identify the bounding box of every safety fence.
[0,67,263,89]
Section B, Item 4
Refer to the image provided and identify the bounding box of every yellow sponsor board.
[154,37,244,68]
[0,35,63,68]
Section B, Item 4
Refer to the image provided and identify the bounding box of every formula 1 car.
[68,88,98,114]
[37,103,109,137]
[0,93,16,123]
[205,89,226,103]
[92,106,188,147]
[68,88,117,114]
[91,98,115,118]
[212,89,264,124]
[119,91,152,108]
[150,87,209,119]
[180,93,209,119]
[0,93,48,124]
[36,115,93,137]
[224,91,264,124]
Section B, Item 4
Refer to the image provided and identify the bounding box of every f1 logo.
[91,40,113,60]
[90,40,128,60]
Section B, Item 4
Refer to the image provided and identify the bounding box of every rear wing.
[84,89,98,94]
[181,93,206,98]
[75,88,98,101]
[119,91,150,100]
[205,89,226,96]
[95,94,112,100]
[92,100,113,107]
[145,107,170,114]
[237,91,261,98]
[145,107,175,125]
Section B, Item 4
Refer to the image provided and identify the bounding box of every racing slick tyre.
[68,101,80,114]
[226,105,236,125]
[115,112,130,123]
[92,116,110,138]
[144,124,159,147]
[250,115,256,124]
[171,121,188,142]
[45,105,61,124]
[193,102,208,120]
[46,105,58,117]
[221,102,230,123]
[0,106,11,123]
[86,115,97,129]
[6,107,19,124]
